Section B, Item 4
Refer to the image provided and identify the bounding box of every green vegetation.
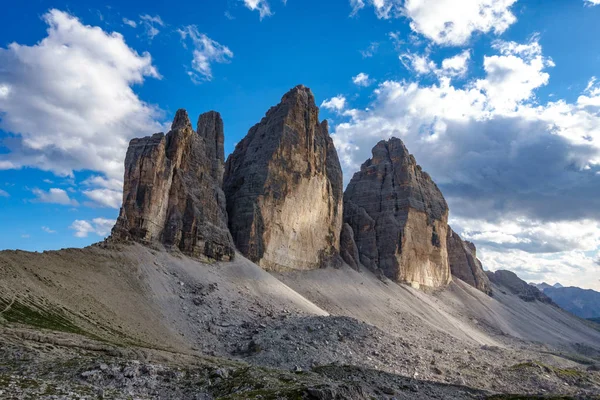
[510,361,587,383]
[0,296,84,335]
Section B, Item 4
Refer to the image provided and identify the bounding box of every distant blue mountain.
[533,284,600,319]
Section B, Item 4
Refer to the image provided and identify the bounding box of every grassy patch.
[510,361,587,383]
[0,297,84,335]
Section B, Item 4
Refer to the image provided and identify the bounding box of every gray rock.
[487,270,556,304]
[111,109,235,261]
[223,85,343,271]
[447,228,492,295]
[340,223,361,270]
[343,138,451,288]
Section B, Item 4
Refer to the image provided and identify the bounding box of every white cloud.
[585,0,600,5]
[42,226,57,234]
[83,188,122,208]
[0,9,163,180]
[122,18,137,28]
[441,50,471,77]
[360,42,379,58]
[178,26,233,83]
[350,0,366,16]
[32,188,78,206]
[0,189,8,197]
[401,49,470,78]
[82,175,123,191]
[475,39,553,112]
[400,52,437,75]
[70,218,115,238]
[329,39,600,290]
[242,0,272,19]
[353,0,517,46]
[139,14,164,39]
[321,95,347,113]
[352,72,373,87]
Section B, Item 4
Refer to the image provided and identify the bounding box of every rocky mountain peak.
[223,85,343,271]
[111,109,235,261]
[171,108,192,131]
[343,137,451,288]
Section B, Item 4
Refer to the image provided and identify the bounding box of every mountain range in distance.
[532,282,600,320]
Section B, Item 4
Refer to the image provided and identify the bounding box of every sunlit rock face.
[343,138,452,288]
[111,109,235,261]
[223,85,343,271]
[447,228,492,295]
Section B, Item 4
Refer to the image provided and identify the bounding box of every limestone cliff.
[447,228,492,295]
[343,138,451,288]
[111,109,235,261]
[223,85,343,271]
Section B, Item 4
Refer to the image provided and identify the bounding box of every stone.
[343,137,451,288]
[111,109,235,261]
[446,228,492,295]
[486,270,555,304]
[340,223,361,270]
[223,85,343,271]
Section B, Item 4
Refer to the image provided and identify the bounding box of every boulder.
[343,138,451,288]
[223,85,343,271]
[111,109,235,261]
[446,228,492,295]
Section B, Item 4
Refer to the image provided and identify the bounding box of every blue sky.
[1,0,600,289]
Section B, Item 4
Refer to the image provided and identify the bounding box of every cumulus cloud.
[32,188,78,206]
[242,0,272,19]
[178,26,233,83]
[585,0,600,5]
[139,14,164,40]
[70,218,115,238]
[440,50,471,77]
[0,9,163,180]
[352,0,517,46]
[330,38,600,289]
[352,73,373,87]
[83,188,122,209]
[401,49,471,78]
[0,189,8,197]
[321,95,347,113]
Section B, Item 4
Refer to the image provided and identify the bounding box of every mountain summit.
[223,85,343,271]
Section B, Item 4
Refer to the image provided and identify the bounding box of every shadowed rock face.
[340,223,361,271]
[343,138,451,288]
[487,270,555,304]
[447,228,492,295]
[223,85,343,271]
[111,109,235,261]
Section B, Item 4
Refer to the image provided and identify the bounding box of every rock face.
[487,270,555,304]
[223,85,343,271]
[339,223,361,271]
[343,138,451,288]
[446,228,492,295]
[111,109,235,261]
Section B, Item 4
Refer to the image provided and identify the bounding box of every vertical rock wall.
[223,85,343,271]
[111,110,235,261]
[343,138,451,288]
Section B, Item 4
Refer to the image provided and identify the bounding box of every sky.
[1,0,600,290]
